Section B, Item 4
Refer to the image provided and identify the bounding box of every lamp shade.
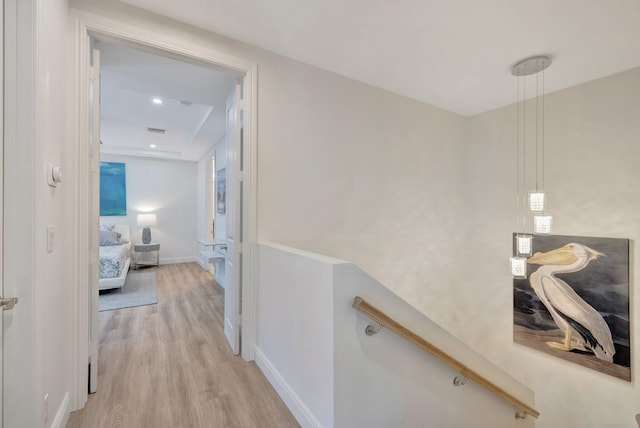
[534,215,553,234]
[510,257,527,279]
[137,213,157,227]
[528,192,546,212]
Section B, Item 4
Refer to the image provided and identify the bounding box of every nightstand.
[133,242,160,269]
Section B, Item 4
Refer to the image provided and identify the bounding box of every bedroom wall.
[462,68,640,428]
[100,153,198,264]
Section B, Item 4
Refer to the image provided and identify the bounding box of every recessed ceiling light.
[150,144,157,148]
[152,97,162,105]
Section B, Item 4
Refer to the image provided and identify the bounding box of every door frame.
[71,10,259,411]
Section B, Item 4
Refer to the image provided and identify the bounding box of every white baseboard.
[254,347,323,428]
[52,392,70,428]
[159,256,198,265]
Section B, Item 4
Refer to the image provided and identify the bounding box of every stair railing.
[352,296,540,420]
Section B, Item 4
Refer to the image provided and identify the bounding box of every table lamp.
[137,213,157,244]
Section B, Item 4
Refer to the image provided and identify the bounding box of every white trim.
[240,65,259,361]
[51,392,70,428]
[73,10,254,74]
[71,15,90,412]
[255,347,323,428]
[71,9,258,411]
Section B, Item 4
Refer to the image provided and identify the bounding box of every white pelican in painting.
[527,243,615,362]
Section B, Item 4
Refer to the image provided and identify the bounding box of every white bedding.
[99,243,130,279]
[98,223,132,290]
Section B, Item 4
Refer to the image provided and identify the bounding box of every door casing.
[71,10,258,411]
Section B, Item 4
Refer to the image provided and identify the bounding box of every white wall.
[256,60,469,321]
[257,242,535,428]
[257,243,336,427]
[100,154,198,264]
[461,68,640,428]
[332,262,535,428]
[4,0,74,426]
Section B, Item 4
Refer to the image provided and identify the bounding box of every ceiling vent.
[179,100,192,106]
[147,127,166,134]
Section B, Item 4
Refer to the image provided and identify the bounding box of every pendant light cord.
[535,58,540,192]
[542,66,545,191]
[516,74,521,233]
[522,67,527,232]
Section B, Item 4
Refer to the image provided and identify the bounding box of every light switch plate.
[47,225,54,252]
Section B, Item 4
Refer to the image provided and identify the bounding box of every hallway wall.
[69,1,469,323]
[258,64,469,319]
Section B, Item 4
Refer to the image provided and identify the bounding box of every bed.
[98,223,132,290]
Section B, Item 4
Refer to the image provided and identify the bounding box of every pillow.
[99,223,130,243]
[112,224,130,243]
[99,230,121,246]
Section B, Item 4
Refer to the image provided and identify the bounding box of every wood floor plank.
[67,263,299,428]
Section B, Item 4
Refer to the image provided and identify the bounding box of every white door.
[224,83,243,354]
[0,1,19,422]
[88,47,101,393]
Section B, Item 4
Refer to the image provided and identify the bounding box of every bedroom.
[96,37,237,280]
[94,39,240,380]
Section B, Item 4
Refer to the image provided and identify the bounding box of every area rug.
[99,271,158,311]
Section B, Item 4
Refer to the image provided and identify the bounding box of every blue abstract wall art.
[100,162,127,216]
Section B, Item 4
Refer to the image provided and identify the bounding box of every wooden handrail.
[352,296,540,419]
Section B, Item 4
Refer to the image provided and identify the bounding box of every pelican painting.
[513,234,630,381]
[527,243,614,362]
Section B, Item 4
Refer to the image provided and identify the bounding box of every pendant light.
[510,55,552,278]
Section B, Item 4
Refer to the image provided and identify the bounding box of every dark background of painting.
[513,234,630,367]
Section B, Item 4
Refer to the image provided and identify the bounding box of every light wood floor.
[67,263,299,428]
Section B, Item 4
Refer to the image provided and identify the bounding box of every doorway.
[73,15,258,411]
[90,38,243,393]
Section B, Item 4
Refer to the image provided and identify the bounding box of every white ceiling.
[98,40,237,161]
[119,0,640,116]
